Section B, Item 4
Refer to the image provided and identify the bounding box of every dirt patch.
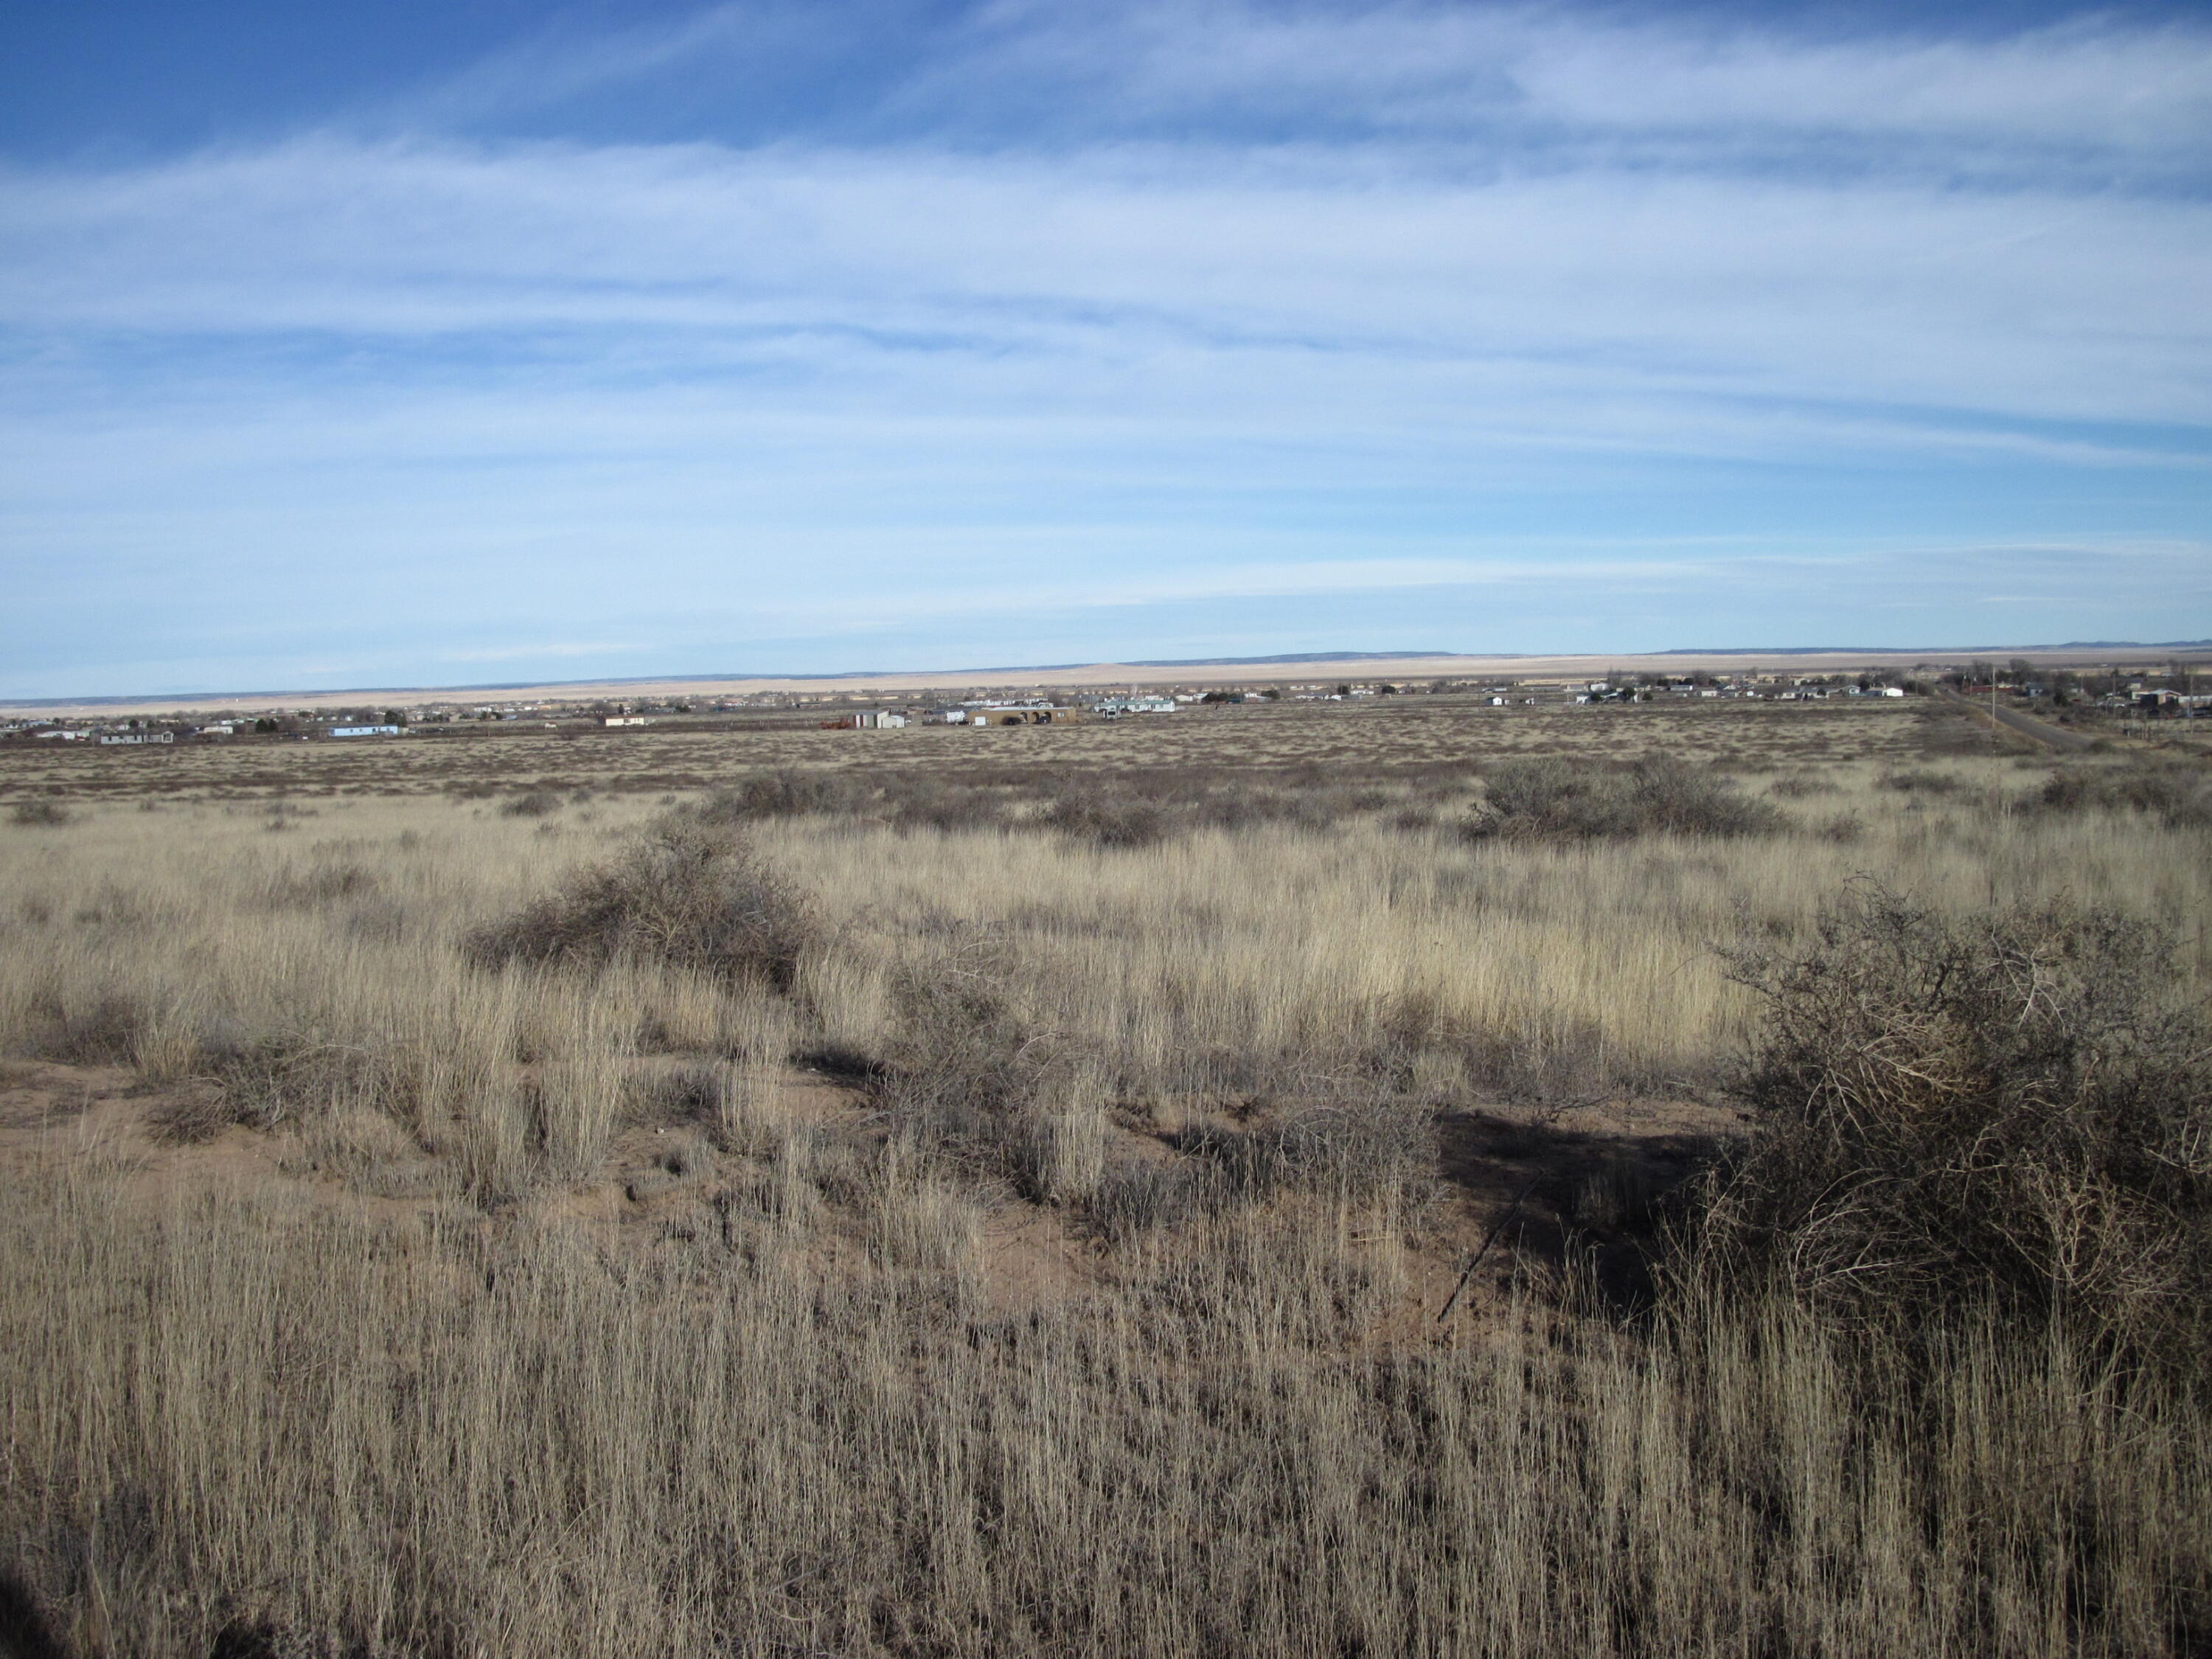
[0,1060,1742,1338]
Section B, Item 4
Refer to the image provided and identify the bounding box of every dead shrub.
[2035,762,2212,830]
[691,771,862,823]
[1463,757,1782,843]
[1688,885,2212,1374]
[1185,784,1338,833]
[1040,789,1166,850]
[197,1029,395,1133]
[467,820,813,992]
[1085,1158,1212,1242]
[498,790,561,818]
[876,945,1062,1172]
[1172,1096,1438,1219]
[1571,1152,1655,1234]
[883,778,1008,835]
[1879,768,1965,795]
[28,992,142,1065]
[1458,1012,1646,1102]
[265,861,379,908]
[145,1083,243,1145]
[7,800,71,827]
[625,1062,726,1128]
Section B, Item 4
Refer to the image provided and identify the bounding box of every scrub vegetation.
[1,694,2208,1655]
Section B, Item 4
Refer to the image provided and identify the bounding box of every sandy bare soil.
[0,1055,1742,1337]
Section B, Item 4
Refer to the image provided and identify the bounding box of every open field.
[2,695,2209,1655]
[0,692,2023,803]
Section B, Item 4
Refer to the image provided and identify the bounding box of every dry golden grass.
[0,698,2207,1655]
[7,1152,2207,1656]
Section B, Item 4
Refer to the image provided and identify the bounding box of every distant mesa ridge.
[1119,651,1466,667]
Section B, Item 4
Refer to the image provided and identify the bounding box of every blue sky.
[2,1,2208,697]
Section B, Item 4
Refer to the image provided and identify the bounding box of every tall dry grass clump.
[1688,883,2212,1374]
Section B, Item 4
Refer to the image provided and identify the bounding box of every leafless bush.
[1571,1152,1655,1234]
[197,1027,400,1135]
[499,790,561,818]
[24,992,142,1065]
[1185,783,1343,833]
[1451,1012,1631,1102]
[1172,1096,1438,1217]
[1688,885,2212,1374]
[145,1082,241,1144]
[691,770,863,823]
[882,778,1009,835]
[1040,789,1168,849]
[1463,757,1783,843]
[1767,772,1837,799]
[6,799,70,827]
[263,860,379,908]
[625,1062,728,1129]
[1085,1158,1213,1242]
[1879,768,1966,795]
[874,942,1080,1182]
[467,820,813,992]
[2036,763,2212,830]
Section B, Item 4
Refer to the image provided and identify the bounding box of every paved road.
[1935,686,2100,753]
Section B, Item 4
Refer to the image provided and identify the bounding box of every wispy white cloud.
[409,2,2212,174]
[1,2,2208,695]
[5,137,2207,431]
[1038,3,2212,156]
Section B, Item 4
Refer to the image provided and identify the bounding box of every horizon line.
[7,640,2212,712]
